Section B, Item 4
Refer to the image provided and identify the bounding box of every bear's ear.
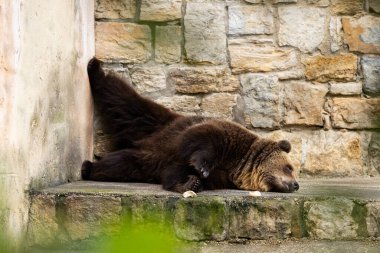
[278,140,291,153]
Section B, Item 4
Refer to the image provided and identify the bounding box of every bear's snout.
[287,180,299,192]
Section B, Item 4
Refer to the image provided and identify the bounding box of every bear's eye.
[283,166,293,174]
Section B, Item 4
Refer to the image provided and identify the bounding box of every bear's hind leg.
[81,149,143,182]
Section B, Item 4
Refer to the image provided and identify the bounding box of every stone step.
[27,178,380,250]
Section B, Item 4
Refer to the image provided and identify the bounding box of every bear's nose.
[293,181,299,191]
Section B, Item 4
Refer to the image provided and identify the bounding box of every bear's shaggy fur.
[82,58,299,193]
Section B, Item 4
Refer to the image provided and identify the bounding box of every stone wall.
[0,0,94,250]
[94,0,380,178]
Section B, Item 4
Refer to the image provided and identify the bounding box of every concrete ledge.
[27,178,380,249]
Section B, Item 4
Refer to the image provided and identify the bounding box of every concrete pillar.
[0,0,94,250]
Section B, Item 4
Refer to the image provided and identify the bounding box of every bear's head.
[234,140,299,193]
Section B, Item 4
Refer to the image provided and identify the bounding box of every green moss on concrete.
[174,197,227,241]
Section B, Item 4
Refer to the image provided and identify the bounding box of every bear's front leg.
[161,167,203,193]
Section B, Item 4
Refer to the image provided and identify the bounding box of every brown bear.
[81,58,299,194]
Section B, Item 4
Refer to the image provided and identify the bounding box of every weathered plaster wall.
[0,0,94,250]
[94,0,380,178]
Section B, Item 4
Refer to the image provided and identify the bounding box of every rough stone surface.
[304,199,357,239]
[140,0,182,22]
[95,0,136,19]
[369,0,380,13]
[366,202,380,237]
[201,93,242,120]
[329,82,362,95]
[266,130,370,177]
[155,26,182,64]
[228,199,293,239]
[63,195,122,241]
[229,38,298,74]
[241,74,281,129]
[154,95,201,116]
[342,16,380,54]
[331,0,364,15]
[168,66,239,94]
[278,6,326,53]
[228,5,274,35]
[302,54,358,83]
[184,3,227,64]
[27,195,60,246]
[328,98,380,129]
[330,17,342,52]
[174,198,228,241]
[95,22,151,63]
[283,82,328,126]
[368,133,380,176]
[362,56,380,95]
[130,65,167,94]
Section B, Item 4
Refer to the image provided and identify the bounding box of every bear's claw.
[184,175,202,192]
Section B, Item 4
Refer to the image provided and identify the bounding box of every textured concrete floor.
[30,239,380,253]
[41,177,380,200]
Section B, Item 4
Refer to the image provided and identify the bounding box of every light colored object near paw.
[183,190,197,198]
[249,191,262,197]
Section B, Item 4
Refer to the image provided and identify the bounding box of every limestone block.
[228,199,293,239]
[168,66,239,94]
[366,202,380,237]
[305,199,358,239]
[228,5,274,35]
[184,3,227,64]
[283,82,328,126]
[155,26,181,64]
[305,0,330,7]
[241,74,281,129]
[140,0,182,22]
[362,56,380,95]
[95,22,151,63]
[202,93,241,120]
[330,17,342,52]
[331,0,364,15]
[369,133,380,176]
[302,54,358,83]
[278,6,326,53]
[27,195,61,246]
[229,38,298,74]
[130,65,166,94]
[266,130,371,177]
[174,197,228,241]
[342,16,380,54]
[329,97,380,129]
[329,82,362,95]
[95,0,136,19]
[63,195,122,241]
[369,0,380,13]
[155,96,201,116]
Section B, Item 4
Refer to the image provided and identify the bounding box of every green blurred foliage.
[98,219,185,253]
